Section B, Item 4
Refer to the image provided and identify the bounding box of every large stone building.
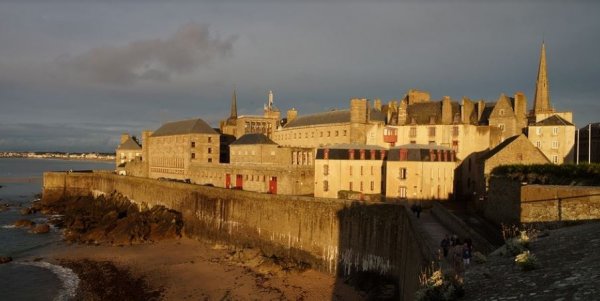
[272,98,386,148]
[458,134,550,207]
[314,144,386,198]
[385,144,456,200]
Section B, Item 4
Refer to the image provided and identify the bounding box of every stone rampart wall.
[42,172,432,300]
[485,177,600,225]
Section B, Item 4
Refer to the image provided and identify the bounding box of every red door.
[225,174,231,188]
[236,174,243,189]
[269,176,277,194]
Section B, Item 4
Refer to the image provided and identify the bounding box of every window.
[349,166,353,176]
[553,127,559,135]
[360,166,364,175]
[399,168,407,180]
[208,158,212,163]
[323,181,329,192]
[191,153,196,159]
[517,153,523,161]
[349,182,353,191]
[323,164,329,176]
[536,141,541,148]
[370,181,374,191]
[499,124,505,132]
[360,181,363,192]
[409,127,417,138]
[208,147,212,154]
[552,141,559,149]
[536,128,542,135]
[335,130,339,137]
[499,109,505,116]
[343,130,347,136]
[320,132,323,137]
[552,155,559,164]
[399,186,407,198]
[370,166,374,175]
[452,141,459,152]
[428,127,436,137]
[208,137,212,143]
[452,126,459,137]
[410,140,416,144]
[191,141,196,148]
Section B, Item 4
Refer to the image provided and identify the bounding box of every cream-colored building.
[115,134,142,175]
[273,98,386,148]
[146,118,220,180]
[314,144,386,198]
[528,115,575,164]
[385,144,456,201]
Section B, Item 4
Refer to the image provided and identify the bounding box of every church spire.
[533,42,553,114]
[230,88,238,119]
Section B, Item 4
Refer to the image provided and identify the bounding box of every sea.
[0,158,113,301]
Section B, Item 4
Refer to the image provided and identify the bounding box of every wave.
[2,224,16,229]
[17,261,80,301]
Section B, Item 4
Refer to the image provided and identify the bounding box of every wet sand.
[47,238,364,300]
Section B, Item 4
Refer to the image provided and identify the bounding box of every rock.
[0,256,12,264]
[14,219,35,228]
[31,224,51,234]
[20,207,33,215]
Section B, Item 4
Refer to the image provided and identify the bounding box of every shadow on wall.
[331,201,430,301]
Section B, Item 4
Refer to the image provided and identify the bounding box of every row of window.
[321,180,375,192]
[407,126,460,138]
[323,165,377,176]
[276,129,348,140]
[535,141,560,149]
[190,137,213,148]
[534,127,560,136]
[190,153,213,162]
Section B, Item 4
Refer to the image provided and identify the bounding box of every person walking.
[462,242,472,266]
[440,235,450,258]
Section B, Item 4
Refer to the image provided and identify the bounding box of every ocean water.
[0,158,113,301]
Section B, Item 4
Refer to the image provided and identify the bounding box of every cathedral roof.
[151,118,218,137]
[533,115,574,126]
[117,137,141,150]
[231,133,277,145]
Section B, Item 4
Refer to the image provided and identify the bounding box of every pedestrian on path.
[415,202,422,218]
[462,242,472,266]
[441,234,450,258]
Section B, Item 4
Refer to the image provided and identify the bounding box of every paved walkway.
[410,207,455,272]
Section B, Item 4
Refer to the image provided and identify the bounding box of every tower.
[533,42,554,115]
[230,88,238,119]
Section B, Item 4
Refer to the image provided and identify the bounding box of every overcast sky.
[0,1,598,152]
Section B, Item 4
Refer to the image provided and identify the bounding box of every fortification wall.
[485,177,600,225]
[521,185,600,223]
[42,172,432,300]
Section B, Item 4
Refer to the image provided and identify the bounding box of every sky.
[0,1,599,152]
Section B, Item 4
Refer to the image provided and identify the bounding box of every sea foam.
[18,261,80,301]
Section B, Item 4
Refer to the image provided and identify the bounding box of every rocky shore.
[34,193,363,300]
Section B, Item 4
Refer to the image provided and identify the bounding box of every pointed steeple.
[230,88,238,119]
[533,42,553,114]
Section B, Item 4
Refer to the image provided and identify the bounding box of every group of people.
[440,234,473,270]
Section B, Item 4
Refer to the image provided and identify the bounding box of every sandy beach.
[46,238,364,300]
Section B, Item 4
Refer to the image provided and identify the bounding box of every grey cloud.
[60,23,235,85]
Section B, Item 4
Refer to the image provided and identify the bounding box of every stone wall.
[42,172,433,300]
[485,177,600,225]
[521,185,600,223]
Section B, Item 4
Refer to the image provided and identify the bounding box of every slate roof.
[479,135,521,161]
[117,137,141,150]
[478,103,497,125]
[315,144,386,160]
[406,101,460,124]
[284,108,386,128]
[387,144,454,162]
[151,118,217,137]
[231,133,277,145]
[533,115,574,126]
